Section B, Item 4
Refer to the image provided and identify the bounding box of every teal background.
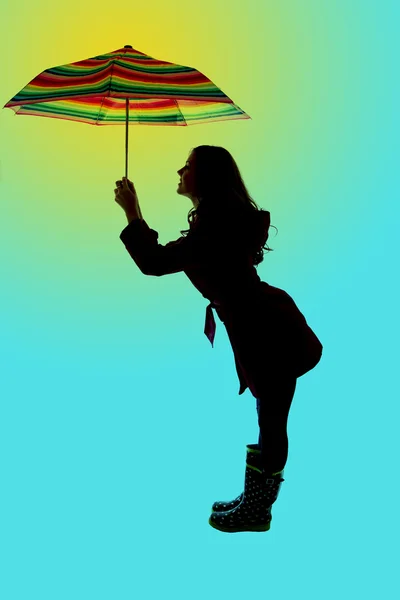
[0,1,399,598]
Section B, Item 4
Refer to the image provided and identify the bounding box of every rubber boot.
[208,444,285,533]
[211,444,260,512]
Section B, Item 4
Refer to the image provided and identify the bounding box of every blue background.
[0,1,399,598]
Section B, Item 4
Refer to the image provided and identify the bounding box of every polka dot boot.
[208,444,285,533]
[210,444,261,513]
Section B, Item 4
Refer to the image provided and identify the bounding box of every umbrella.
[3,44,251,178]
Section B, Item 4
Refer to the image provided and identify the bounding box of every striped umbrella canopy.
[3,44,251,178]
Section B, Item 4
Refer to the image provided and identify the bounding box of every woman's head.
[177,145,251,210]
[178,145,277,265]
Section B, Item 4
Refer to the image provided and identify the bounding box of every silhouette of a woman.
[117,145,323,533]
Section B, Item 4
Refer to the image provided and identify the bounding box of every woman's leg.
[256,374,297,474]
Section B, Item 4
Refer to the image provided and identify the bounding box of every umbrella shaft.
[125,98,129,179]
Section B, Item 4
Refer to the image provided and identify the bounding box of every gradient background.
[1,1,399,598]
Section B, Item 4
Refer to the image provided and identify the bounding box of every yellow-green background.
[1,1,398,598]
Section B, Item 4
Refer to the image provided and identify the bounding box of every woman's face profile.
[177,151,198,206]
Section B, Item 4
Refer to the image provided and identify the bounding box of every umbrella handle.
[125,97,129,180]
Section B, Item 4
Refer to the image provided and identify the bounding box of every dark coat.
[119,211,323,398]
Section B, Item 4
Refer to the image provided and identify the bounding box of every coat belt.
[204,302,218,347]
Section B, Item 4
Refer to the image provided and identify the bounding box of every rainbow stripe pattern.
[3,45,251,126]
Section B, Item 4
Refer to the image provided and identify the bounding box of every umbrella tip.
[124,45,133,48]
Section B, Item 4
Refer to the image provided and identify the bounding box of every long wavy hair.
[179,145,277,266]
